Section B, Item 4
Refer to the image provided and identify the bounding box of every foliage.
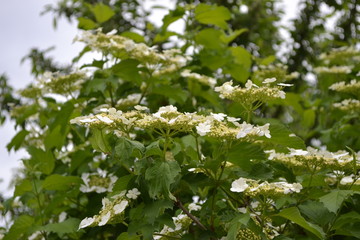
[1,1,360,240]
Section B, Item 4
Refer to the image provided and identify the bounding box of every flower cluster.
[20,71,86,98]
[333,99,360,113]
[153,213,192,240]
[214,79,287,108]
[325,171,360,186]
[235,200,281,240]
[314,66,352,74]
[75,30,191,75]
[253,63,299,83]
[319,46,360,65]
[329,79,360,96]
[230,177,302,197]
[70,105,272,141]
[181,69,217,88]
[267,147,360,171]
[79,188,140,229]
[80,169,118,193]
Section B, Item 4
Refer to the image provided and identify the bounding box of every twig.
[175,198,207,231]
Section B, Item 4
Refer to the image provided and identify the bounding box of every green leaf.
[143,199,173,224]
[6,130,29,151]
[319,190,356,213]
[223,46,252,83]
[117,232,141,240]
[334,224,360,238]
[258,55,276,65]
[145,160,181,198]
[49,101,74,132]
[145,140,163,157]
[14,179,32,196]
[90,3,115,23]
[220,28,248,44]
[28,146,55,175]
[302,109,316,128]
[227,142,266,171]
[257,120,306,151]
[77,17,97,30]
[195,3,231,29]
[229,46,252,70]
[90,128,112,153]
[39,218,80,237]
[121,31,145,43]
[195,28,224,49]
[112,59,142,84]
[4,215,34,240]
[115,137,144,167]
[152,84,189,104]
[332,211,360,230]
[298,201,335,226]
[112,174,133,193]
[277,207,325,239]
[42,174,81,191]
[154,31,177,43]
[199,49,228,70]
[45,125,66,150]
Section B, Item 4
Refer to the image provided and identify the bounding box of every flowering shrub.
[1,2,360,240]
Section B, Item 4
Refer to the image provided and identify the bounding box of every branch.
[175,198,207,231]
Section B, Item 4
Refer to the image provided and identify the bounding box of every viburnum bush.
[1,2,360,240]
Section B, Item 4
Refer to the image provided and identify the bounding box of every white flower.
[188,203,201,212]
[257,123,271,138]
[102,198,111,210]
[96,115,113,124]
[211,113,227,121]
[340,176,354,185]
[153,105,178,118]
[214,81,234,97]
[59,212,67,222]
[98,211,111,226]
[277,83,293,87]
[236,122,253,138]
[79,217,94,229]
[230,178,249,192]
[250,201,259,209]
[126,188,141,199]
[124,39,135,51]
[238,207,247,213]
[196,121,212,136]
[289,148,308,156]
[79,118,97,123]
[278,90,286,99]
[263,77,276,84]
[114,200,129,214]
[134,105,148,111]
[245,80,253,89]
[291,183,303,193]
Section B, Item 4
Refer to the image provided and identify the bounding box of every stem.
[194,136,203,162]
[247,110,252,123]
[32,179,48,240]
[175,198,207,231]
[138,82,150,105]
[153,233,181,239]
[107,84,115,107]
[162,129,171,160]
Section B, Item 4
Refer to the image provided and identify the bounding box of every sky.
[0,0,301,197]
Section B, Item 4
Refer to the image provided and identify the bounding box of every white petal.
[114,200,129,214]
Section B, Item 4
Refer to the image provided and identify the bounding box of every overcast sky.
[0,0,300,197]
[0,0,82,196]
